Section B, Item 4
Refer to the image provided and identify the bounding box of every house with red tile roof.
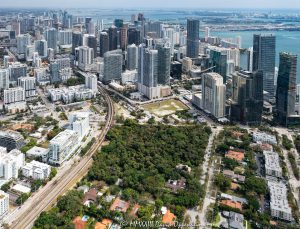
[109,197,130,213]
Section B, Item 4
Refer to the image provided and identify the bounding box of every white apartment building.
[48,129,79,165]
[22,160,51,180]
[263,151,282,178]
[69,112,90,140]
[268,181,292,222]
[85,73,97,92]
[0,190,9,218]
[0,147,25,181]
[202,72,226,118]
[253,132,277,145]
[3,87,25,104]
[18,76,36,97]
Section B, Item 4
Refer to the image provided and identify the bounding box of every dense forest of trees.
[88,120,211,209]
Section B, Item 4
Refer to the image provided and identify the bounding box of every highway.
[8,85,114,229]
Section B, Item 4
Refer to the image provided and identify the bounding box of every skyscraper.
[210,49,227,83]
[100,32,109,57]
[276,52,298,127]
[253,34,276,97]
[127,44,138,70]
[202,72,226,118]
[186,19,200,58]
[34,40,48,58]
[87,35,97,58]
[72,31,82,55]
[157,42,171,85]
[103,50,123,83]
[0,69,9,91]
[78,46,94,72]
[128,28,141,46]
[44,28,58,50]
[120,27,128,50]
[231,70,263,125]
[114,19,124,29]
[17,34,31,54]
[108,26,118,51]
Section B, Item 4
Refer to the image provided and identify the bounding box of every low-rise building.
[223,170,245,183]
[263,151,282,178]
[22,160,51,180]
[225,150,245,162]
[253,132,277,145]
[26,146,49,162]
[268,181,292,222]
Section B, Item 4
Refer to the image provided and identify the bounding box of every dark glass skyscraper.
[72,31,82,55]
[108,26,118,51]
[253,34,276,97]
[100,32,109,57]
[128,28,141,46]
[87,35,97,58]
[210,50,227,83]
[157,42,171,85]
[276,52,298,126]
[186,19,199,58]
[231,70,263,125]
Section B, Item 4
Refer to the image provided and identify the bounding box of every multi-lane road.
[7,85,114,229]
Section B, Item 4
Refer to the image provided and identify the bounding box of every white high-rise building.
[17,34,31,54]
[18,76,36,97]
[58,30,73,46]
[0,190,9,218]
[205,27,210,42]
[69,112,90,139]
[85,73,97,92]
[3,87,25,104]
[202,72,226,118]
[78,46,94,71]
[26,45,35,62]
[0,69,9,90]
[127,44,138,70]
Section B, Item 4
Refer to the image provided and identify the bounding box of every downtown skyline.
[1,0,300,9]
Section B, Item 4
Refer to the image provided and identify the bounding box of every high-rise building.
[186,19,200,58]
[157,42,171,85]
[17,34,31,54]
[3,87,25,105]
[0,69,9,91]
[8,62,27,82]
[127,44,138,70]
[78,46,94,71]
[58,30,72,46]
[87,35,97,58]
[120,27,128,50]
[114,19,124,29]
[100,32,109,57]
[0,190,9,218]
[34,40,48,58]
[69,112,90,140]
[253,34,276,97]
[276,52,298,127]
[72,31,82,55]
[202,72,226,118]
[109,26,118,51]
[25,45,35,62]
[103,50,123,82]
[210,49,228,83]
[50,58,71,83]
[85,73,97,93]
[231,70,263,125]
[205,27,210,42]
[44,28,58,50]
[128,28,141,46]
[18,76,36,98]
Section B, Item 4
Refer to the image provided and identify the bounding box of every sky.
[1,0,300,9]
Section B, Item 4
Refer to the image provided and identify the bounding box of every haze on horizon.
[2,0,300,9]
